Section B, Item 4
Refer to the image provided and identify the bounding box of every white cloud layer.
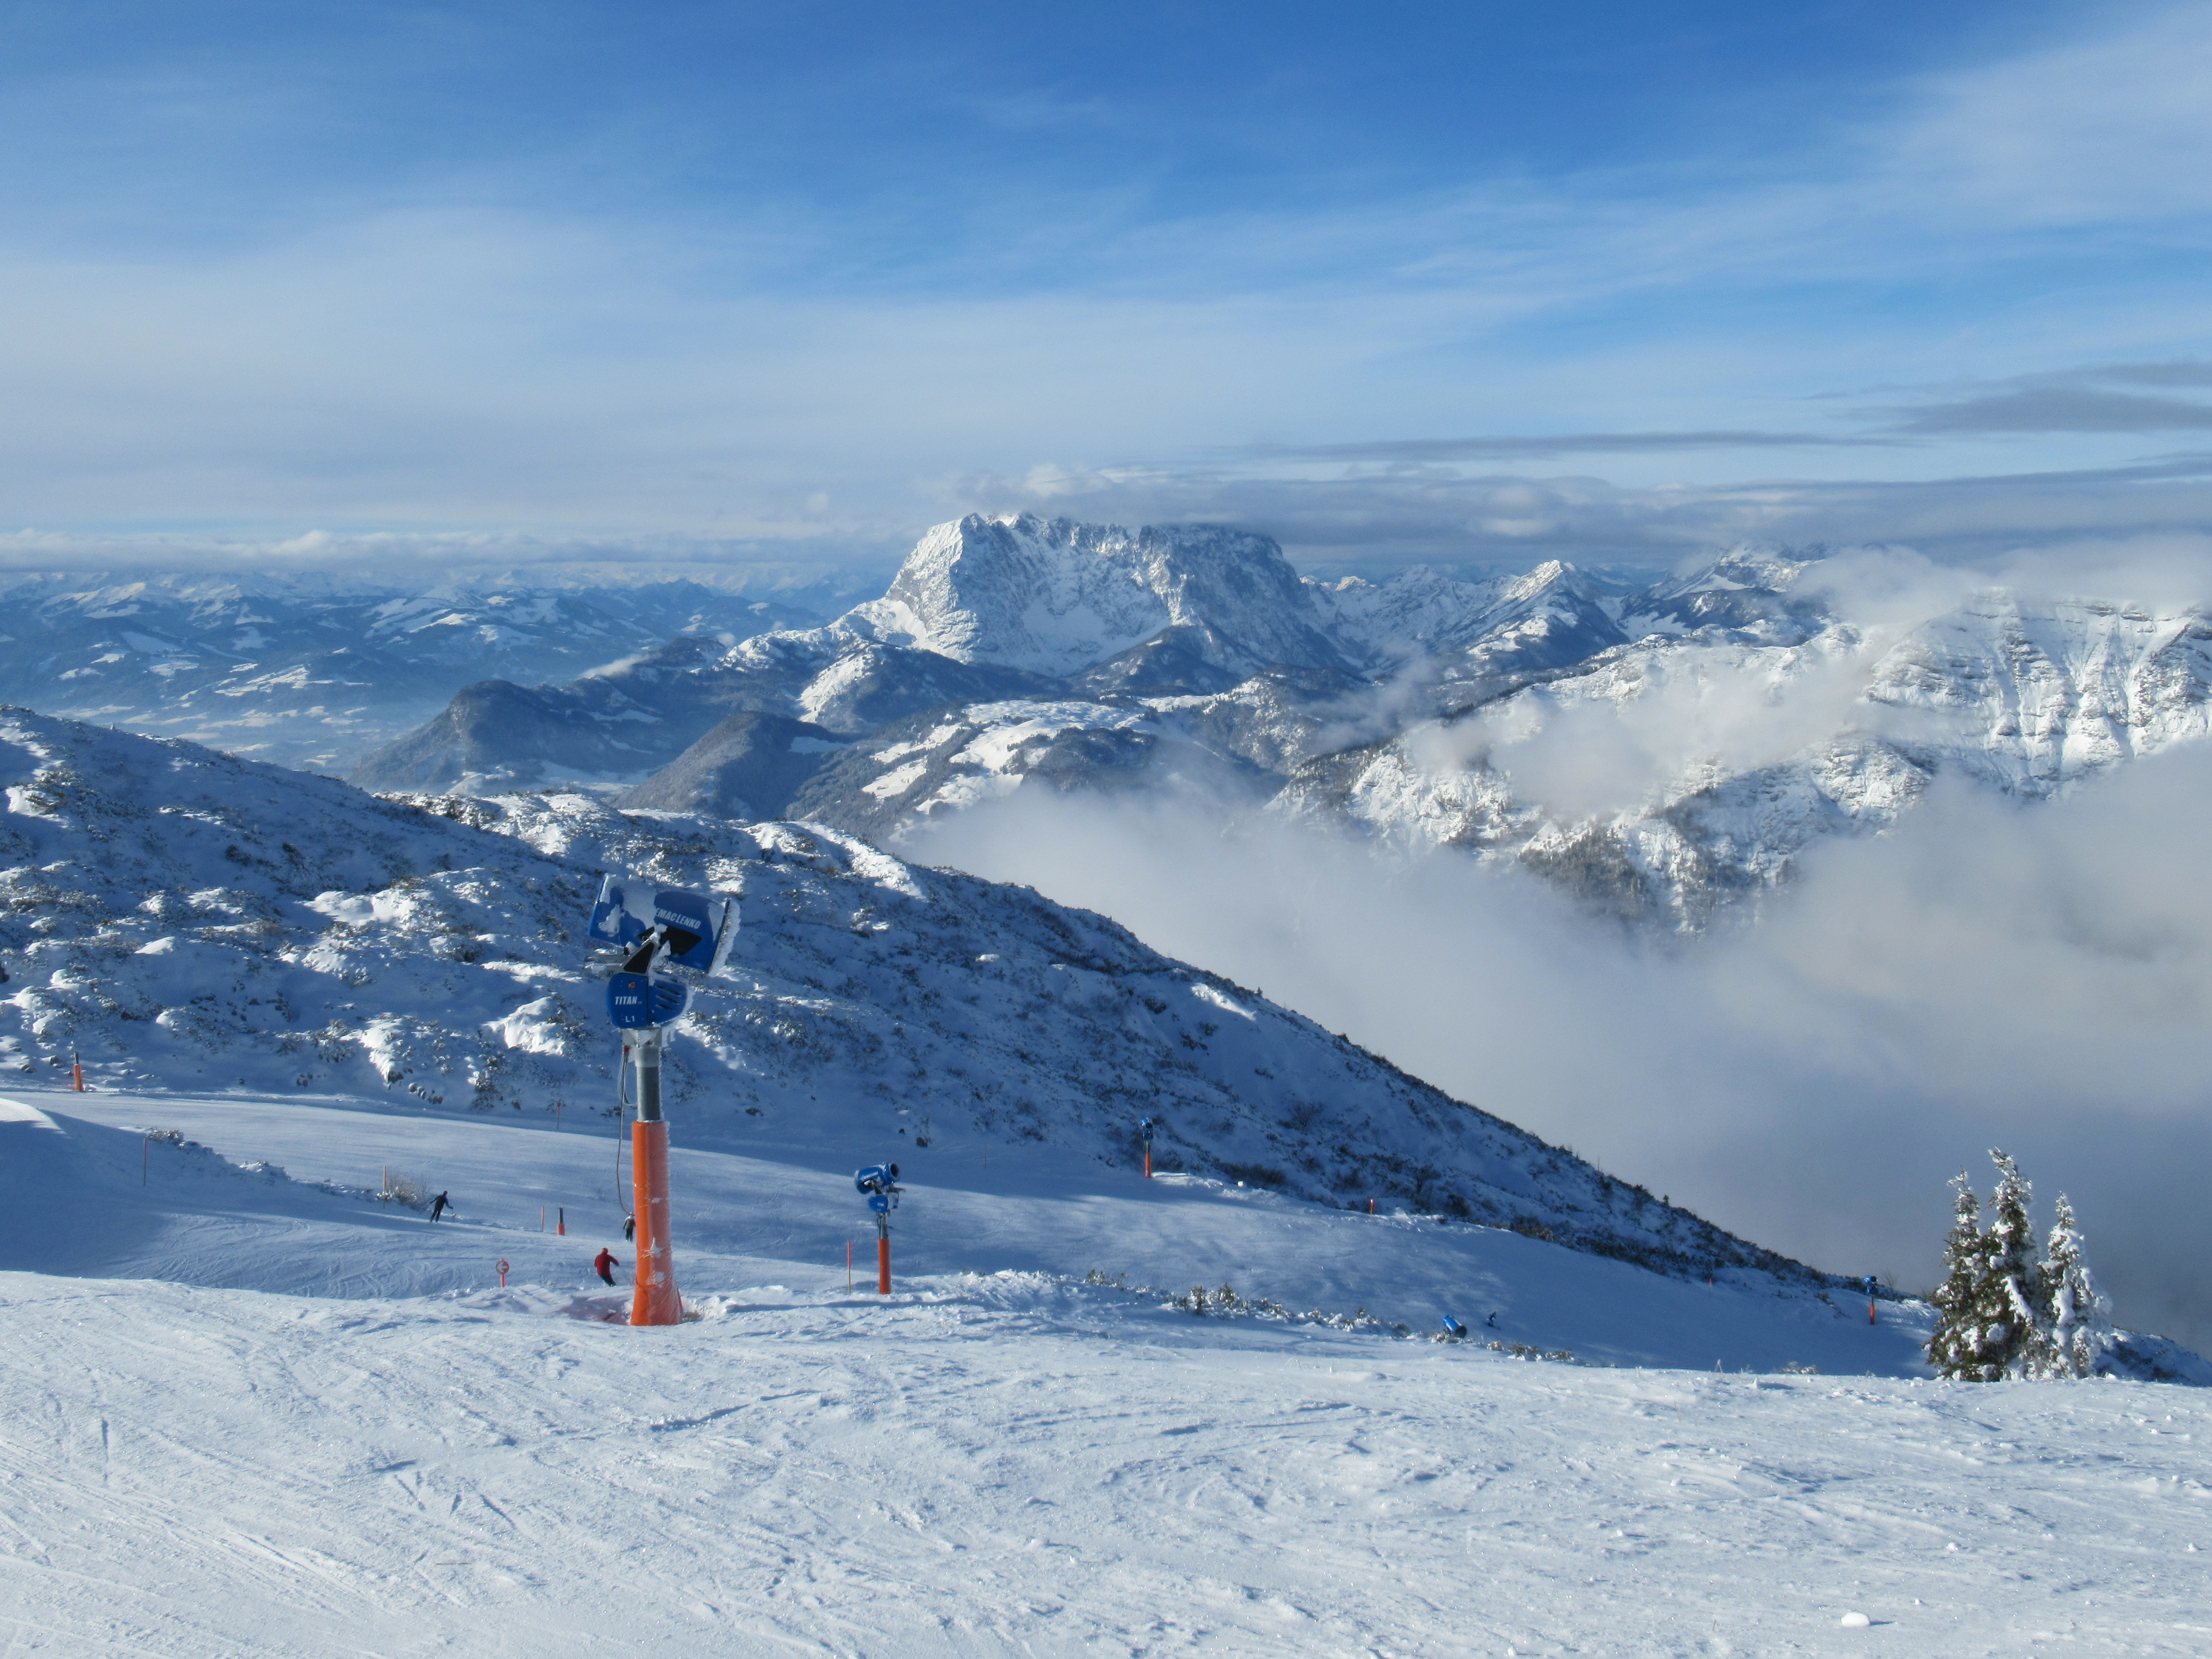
[912,737,2212,1350]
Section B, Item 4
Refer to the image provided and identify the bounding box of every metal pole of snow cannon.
[1140,1118,1154,1179]
[1865,1275,1878,1326]
[876,1207,891,1294]
[629,1025,682,1327]
[558,1205,565,1237]
[72,1051,84,1092]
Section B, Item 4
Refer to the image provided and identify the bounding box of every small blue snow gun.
[855,1163,901,1198]
[1440,1315,1467,1341]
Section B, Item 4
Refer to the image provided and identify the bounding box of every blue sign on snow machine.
[607,971,688,1030]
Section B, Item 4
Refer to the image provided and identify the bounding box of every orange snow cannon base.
[629,1117,682,1326]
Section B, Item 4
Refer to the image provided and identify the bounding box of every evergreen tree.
[1981,1150,2045,1379]
[1927,1169,1994,1380]
[2041,1193,2113,1380]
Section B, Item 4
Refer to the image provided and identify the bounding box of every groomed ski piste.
[6,1083,2211,1657]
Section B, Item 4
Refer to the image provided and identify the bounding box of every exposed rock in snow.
[841,513,1350,680]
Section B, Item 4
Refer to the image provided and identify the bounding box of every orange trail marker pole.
[629,1028,681,1326]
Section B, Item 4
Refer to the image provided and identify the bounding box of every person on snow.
[429,1191,449,1222]
[594,1247,621,1286]
[623,1214,635,1241]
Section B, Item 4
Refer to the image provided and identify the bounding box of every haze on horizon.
[2,0,2209,577]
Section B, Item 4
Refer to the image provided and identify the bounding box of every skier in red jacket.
[593,1248,620,1286]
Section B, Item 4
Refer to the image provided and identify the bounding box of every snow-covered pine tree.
[2041,1193,2113,1380]
[1927,1169,1995,1380]
[1982,1150,2046,1380]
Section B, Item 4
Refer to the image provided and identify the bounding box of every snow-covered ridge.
[4,706,1851,1289]
[1281,589,2212,929]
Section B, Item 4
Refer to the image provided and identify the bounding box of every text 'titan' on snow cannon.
[856,1163,901,1294]
[587,876,738,1327]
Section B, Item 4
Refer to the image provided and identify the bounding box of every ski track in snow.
[5,1088,2211,1655]
[7,1274,2210,1657]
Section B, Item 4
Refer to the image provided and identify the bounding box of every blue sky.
[2,0,2209,571]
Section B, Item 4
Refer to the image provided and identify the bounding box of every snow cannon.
[587,878,737,975]
[586,878,739,1330]
[1138,1118,1155,1179]
[1440,1315,1467,1342]
[856,1163,901,1294]
[856,1163,900,1198]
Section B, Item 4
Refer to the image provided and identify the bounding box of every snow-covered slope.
[3,1080,2206,1654]
[11,1252,2209,1656]
[2,706,1835,1287]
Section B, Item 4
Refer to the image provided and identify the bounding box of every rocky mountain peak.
[843,512,1344,679]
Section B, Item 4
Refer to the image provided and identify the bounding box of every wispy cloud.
[956,449,2212,568]
[1877,362,2212,435]
[1243,431,1906,463]
[0,6,2205,570]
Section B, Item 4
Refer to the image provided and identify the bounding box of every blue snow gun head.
[1440,1315,1466,1339]
[1139,1118,1155,1138]
[607,972,688,1030]
[587,877,736,975]
[855,1163,900,1196]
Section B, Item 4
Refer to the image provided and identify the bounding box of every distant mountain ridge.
[342,513,2212,928]
[0,569,870,773]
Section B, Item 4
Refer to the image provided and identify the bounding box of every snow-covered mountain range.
[349,515,2212,929]
[0,569,861,774]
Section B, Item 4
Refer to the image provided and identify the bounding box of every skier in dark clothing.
[623,1214,635,1241]
[594,1248,620,1286]
[429,1191,449,1222]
